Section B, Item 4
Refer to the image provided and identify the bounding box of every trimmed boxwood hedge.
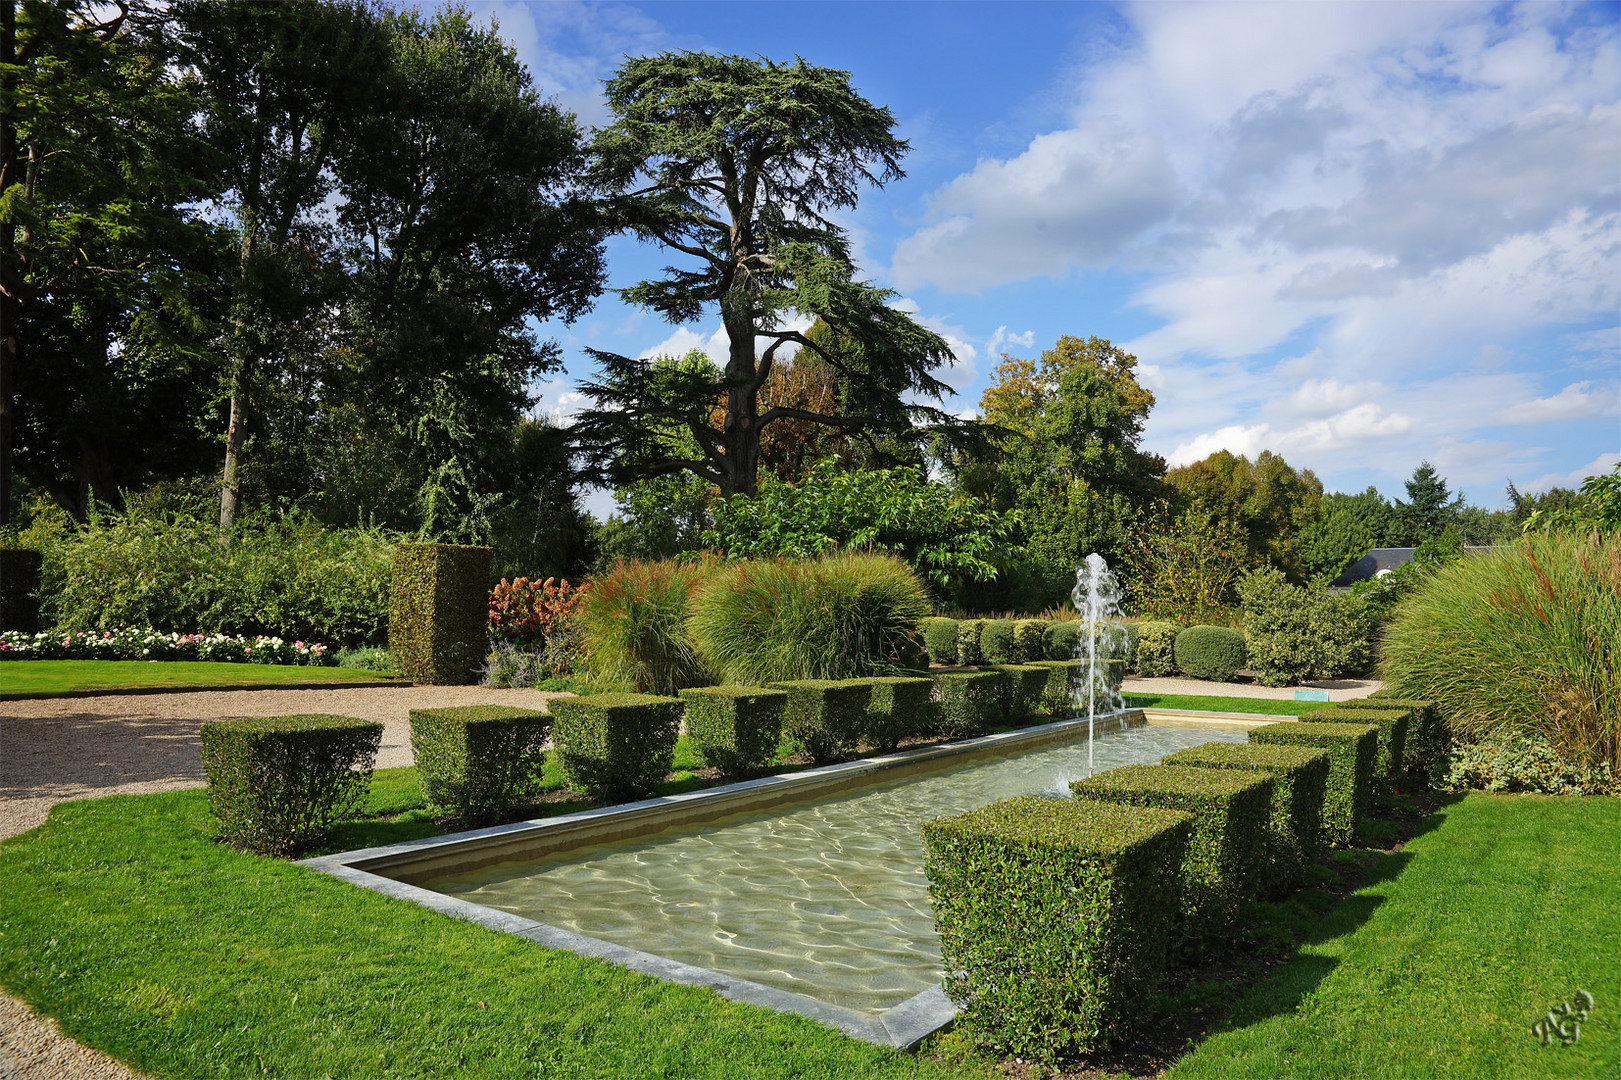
[979,619,1016,664]
[955,618,988,665]
[1041,621,1082,661]
[1029,658,1124,717]
[920,617,959,667]
[0,548,43,632]
[980,664,1051,722]
[677,685,786,776]
[931,670,1002,739]
[548,693,682,802]
[1329,706,1410,798]
[854,676,933,751]
[922,795,1193,1062]
[387,543,492,685]
[1366,694,1447,782]
[199,714,383,855]
[767,679,873,764]
[1130,620,1180,676]
[1174,625,1248,682]
[1070,764,1273,945]
[1161,741,1329,894]
[409,705,550,826]
[1011,619,1047,663]
[1248,721,1377,844]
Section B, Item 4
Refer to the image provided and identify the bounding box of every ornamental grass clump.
[1248,721,1377,844]
[580,558,717,694]
[1161,742,1329,894]
[686,553,930,685]
[1174,625,1248,682]
[1070,764,1273,947]
[547,693,682,803]
[1380,530,1620,777]
[676,685,787,775]
[408,706,550,826]
[199,714,383,856]
[923,796,1192,1063]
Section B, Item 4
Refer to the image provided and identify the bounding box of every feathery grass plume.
[579,558,718,694]
[1381,530,1620,774]
[687,552,931,685]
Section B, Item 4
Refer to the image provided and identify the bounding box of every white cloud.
[986,325,1036,357]
[528,377,592,427]
[1521,451,1621,495]
[1492,381,1620,425]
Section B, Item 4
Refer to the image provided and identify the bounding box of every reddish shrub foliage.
[488,577,585,644]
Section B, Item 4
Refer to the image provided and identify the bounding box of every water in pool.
[426,721,1249,1014]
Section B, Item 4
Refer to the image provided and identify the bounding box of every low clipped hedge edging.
[1248,721,1377,844]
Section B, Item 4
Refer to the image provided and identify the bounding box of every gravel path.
[0,684,568,1080]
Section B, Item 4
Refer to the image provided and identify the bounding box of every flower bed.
[0,629,333,665]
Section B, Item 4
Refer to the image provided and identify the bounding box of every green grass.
[0,789,987,1080]
[0,659,410,698]
[1169,794,1621,1079]
[1123,692,1337,717]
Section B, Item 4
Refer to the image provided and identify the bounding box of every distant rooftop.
[1330,546,1505,588]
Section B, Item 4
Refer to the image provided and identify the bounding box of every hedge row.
[919,616,1134,668]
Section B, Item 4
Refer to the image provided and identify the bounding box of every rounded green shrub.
[979,619,1015,664]
[1130,620,1181,676]
[920,616,960,666]
[955,618,987,665]
[1041,620,1082,660]
[1174,625,1247,681]
[1381,531,1620,776]
[687,552,931,685]
[1011,619,1047,663]
[580,558,718,694]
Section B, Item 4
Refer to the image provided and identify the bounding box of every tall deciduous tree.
[1167,449,1322,579]
[574,51,957,496]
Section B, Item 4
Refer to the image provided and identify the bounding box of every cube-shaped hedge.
[1029,658,1125,716]
[920,617,959,667]
[200,714,383,855]
[1328,706,1410,799]
[1161,742,1329,894]
[1365,695,1447,783]
[0,548,43,632]
[548,693,682,803]
[955,619,988,665]
[387,543,492,685]
[677,685,787,775]
[767,679,873,764]
[979,619,1016,664]
[1248,721,1377,844]
[923,796,1193,1062]
[980,664,1051,722]
[853,676,933,751]
[1070,764,1273,945]
[409,705,550,825]
[1011,619,1048,663]
[931,670,1002,739]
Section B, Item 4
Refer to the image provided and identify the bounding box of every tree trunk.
[219,358,249,529]
[0,1,16,527]
[720,309,761,496]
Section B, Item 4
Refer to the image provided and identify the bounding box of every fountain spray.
[1071,553,1128,774]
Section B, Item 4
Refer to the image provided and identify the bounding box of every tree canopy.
[573,51,959,496]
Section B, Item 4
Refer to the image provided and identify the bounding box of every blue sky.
[468,0,1619,512]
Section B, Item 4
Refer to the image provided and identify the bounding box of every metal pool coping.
[300,707,1266,1050]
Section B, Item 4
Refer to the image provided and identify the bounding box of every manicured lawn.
[0,659,410,698]
[1170,793,1620,1079]
[1122,692,1338,716]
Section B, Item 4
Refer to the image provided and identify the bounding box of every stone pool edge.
[299,708,1292,1050]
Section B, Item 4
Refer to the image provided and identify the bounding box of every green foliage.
[1297,487,1397,581]
[0,549,43,631]
[1438,734,1618,797]
[1390,461,1464,545]
[922,796,1192,1062]
[1173,625,1248,682]
[979,619,1015,664]
[980,664,1051,722]
[676,685,787,775]
[931,670,1002,739]
[855,676,934,751]
[1029,658,1124,717]
[1166,450,1323,580]
[1237,567,1374,687]
[1124,511,1247,623]
[578,558,716,694]
[333,646,392,672]
[1365,694,1449,782]
[1070,764,1273,946]
[198,714,382,855]
[1328,706,1411,798]
[1349,524,1465,627]
[407,706,549,826]
[766,679,873,764]
[547,693,682,802]
[685,552,931,685]
[919,616,959,667]
[1011,619,1047,663]
[1041,620,1083,661]
[387,543,491,685]
[1161,743,1329,893]
[1380,530,1620,775]
[1248,722,1377,845]
[955,618,987,665]
[1520,462,1621,535]
[1130,620,1181,677]
[45,502,395,645]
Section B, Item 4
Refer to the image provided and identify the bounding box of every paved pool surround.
[301,707,1293,1050]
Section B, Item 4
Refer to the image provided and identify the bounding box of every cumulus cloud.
[1520,451,1621,494]
[986,325,1036,357]
[528,377,592,427]
[1492,381,1620,424]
